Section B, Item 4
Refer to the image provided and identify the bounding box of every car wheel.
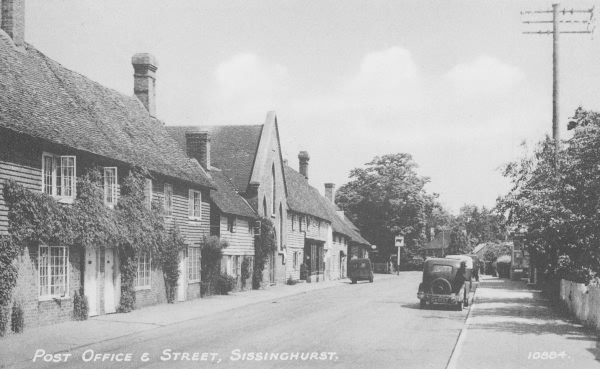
[369,278,373,283]
[352,279,357,284]
[420,300,426,309]
[457,301,463,311]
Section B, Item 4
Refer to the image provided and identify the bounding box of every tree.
[457,204,505,245]
[498,108,600,288]
[447,225,471,255]
[336,153,439,258]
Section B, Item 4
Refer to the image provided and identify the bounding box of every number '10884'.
[527,351,568,359]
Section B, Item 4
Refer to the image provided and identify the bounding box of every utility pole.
[521,4,595,142]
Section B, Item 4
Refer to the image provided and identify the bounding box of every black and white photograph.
[1,1,600,368]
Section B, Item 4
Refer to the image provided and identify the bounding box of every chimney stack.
[1,0,25,47]
[132,53,158,117]
[185,131,211,170]
[325,183,335,203]
[298,151,310,179]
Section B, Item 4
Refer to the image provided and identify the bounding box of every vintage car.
[445,255,473,282]
[417,258,468,310]
[348,258,374,284]
[467,254,480,282]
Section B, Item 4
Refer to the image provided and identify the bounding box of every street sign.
[395,235,405,247]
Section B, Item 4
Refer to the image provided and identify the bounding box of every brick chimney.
[1,0,25,47]
[325,183,335,202]
[185,131,211,170]
[298,151,310,179]
[132,53,158,117]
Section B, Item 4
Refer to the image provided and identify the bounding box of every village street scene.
[1,1,600,368]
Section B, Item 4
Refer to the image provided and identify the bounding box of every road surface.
[23,272,471,369]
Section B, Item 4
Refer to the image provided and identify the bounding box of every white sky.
[25,0,600,213]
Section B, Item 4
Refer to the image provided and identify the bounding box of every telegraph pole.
[521,4,595,141]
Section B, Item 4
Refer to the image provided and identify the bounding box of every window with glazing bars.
[103,167,117,206]
[135,252,151,289]
[145,179,153,209]
[187,247,201,282]
[42,154,76,199]
[188,190,202,219]
[164,184,173,216]
[39,245,69,298]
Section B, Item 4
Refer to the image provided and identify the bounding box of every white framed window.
[39,245,69,299]
[299,216,304,232]
[187,247,201,282]
[135,252,151,289]
[227,216,236,233]
[145,179,153,209]
[164,184,173,216]
[103,167,117,207]
[291,214,296,231]
[42,153,76,202]
[188,189,202,220]
[318,220,321,235]
[293,252,299,270]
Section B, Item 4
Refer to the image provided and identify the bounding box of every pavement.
[0,274,397,368]
[451,275,600,369]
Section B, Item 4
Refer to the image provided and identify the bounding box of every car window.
[431,265,452,273]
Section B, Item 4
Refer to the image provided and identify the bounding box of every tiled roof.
[422,231,451,250]
[0,43,213,189]
[283,165,331,221]
[166,125,263,192]
[315,193,371,246]
[209,169,257,219]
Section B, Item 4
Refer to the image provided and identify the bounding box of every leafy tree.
[447,225,471,255]
[498,108,600,289]
[336,153,439,258]
[457,204,505,245]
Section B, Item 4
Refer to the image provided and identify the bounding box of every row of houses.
[0,0,371,330]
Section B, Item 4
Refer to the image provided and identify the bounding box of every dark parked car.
[417,258,468,310]
[348,258,374,284]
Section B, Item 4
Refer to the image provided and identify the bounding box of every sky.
[24,0,600,214]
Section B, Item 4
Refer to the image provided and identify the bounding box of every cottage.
[284,155,332,282]
[0,0,214,329]
[167,112,288,285]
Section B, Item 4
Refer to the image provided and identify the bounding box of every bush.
[300,263,308,281]
[241,257,251,290]
[216,273,237,295]
[0,305,8,337]
[11,301,24,333]
[286,276,298,285]
[73,290,89,321]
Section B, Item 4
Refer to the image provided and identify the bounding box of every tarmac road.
[20,272,470,369]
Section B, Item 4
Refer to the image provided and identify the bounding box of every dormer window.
[42,153,76,202]
[103,167,117,207]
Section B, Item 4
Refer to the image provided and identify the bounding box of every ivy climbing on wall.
[252,217,277,290]
[0,166,189,330]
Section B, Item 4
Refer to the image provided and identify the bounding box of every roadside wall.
[560,279,600,331]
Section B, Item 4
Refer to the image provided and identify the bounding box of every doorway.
[104,248,116,314]
[84,248,98,317]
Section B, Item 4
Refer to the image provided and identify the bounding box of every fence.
[560,279,600,331]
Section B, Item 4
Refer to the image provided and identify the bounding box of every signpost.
[395,235,404,275]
